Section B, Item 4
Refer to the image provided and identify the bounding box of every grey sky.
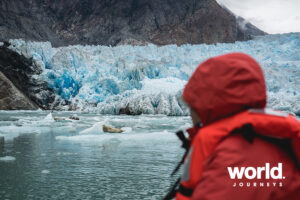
[216,0,300,34]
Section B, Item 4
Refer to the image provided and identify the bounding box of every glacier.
[8,33,300,116]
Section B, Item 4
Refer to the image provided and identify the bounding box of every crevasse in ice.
[8,33,300,115]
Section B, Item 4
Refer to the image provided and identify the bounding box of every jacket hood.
[183,53,267,126]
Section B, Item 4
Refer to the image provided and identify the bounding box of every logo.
[227,163,284,187]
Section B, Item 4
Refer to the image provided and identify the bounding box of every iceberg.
[8,33,300,116]
[43,113,55,123]
[79,120,108,135]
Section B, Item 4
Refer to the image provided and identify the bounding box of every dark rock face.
[0,0,265,47]
[0,71,38,110]
[0,42,56,109]
[236,17,267,40]
[119,104,136,115]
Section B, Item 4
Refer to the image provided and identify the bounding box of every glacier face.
[8,33,300,116]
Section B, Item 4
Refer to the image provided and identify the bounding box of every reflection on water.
[0,111,191,200]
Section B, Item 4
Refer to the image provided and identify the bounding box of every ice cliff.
[8,33,300,116]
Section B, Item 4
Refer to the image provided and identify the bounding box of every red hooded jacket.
[177,53,300,200]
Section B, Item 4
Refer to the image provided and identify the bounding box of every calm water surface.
[0,111,191,200]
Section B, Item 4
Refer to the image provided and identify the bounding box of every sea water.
[0,111,191,200]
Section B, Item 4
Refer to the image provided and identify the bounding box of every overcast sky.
[216,0,300,34]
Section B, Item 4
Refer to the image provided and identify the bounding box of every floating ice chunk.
[0,125,42,141]
[121,127,132,133]
[0,156,16,162]
[0,42,3,46]
[56,152,77,156]
[43,113,55,123]
[79,119,109,134]
[42,170,50,174]
[0,126,35,140]
[69,114,79,120]
[56,131,177,145]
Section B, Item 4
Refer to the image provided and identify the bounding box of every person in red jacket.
[176,53,300,200]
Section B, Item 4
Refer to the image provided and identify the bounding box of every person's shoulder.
[192,134,300,200]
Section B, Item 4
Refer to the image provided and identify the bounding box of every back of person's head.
[183,53,267,125]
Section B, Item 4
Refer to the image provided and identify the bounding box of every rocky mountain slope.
[0,71,38,110]
[0,0,267,110]
[0,0,265,47]
[0,42,56,110]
